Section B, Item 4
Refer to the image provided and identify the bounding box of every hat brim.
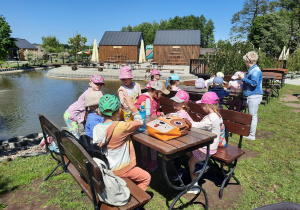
[119,76,134,79]
[231,76,238,80]
[171,96,185,103]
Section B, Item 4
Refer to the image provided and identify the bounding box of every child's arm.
[118,88,129,110]
[124,97,143,125]
[191,115,212,130]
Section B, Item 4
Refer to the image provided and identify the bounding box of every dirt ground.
[0,148,259,210]
[280,94,300,112]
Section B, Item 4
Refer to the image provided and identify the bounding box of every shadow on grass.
[0,175,13,196]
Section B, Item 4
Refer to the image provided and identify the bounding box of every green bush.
[206,40,253,75]
[206,40,282,75]
[287,47,300,72]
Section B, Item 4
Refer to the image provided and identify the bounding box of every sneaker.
[194,162,209,174]
[172,168,186,181]
[142,157,150,168]
[243,135,255,140]
[187,186,201,194]
[146,161,158,172]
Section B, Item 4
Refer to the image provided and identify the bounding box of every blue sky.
[1,0,244,46]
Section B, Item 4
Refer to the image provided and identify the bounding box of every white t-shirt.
[191,113,223,150]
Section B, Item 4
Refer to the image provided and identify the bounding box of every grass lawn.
[0,84,299,209]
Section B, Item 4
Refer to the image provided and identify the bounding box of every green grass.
[0,84,299,209]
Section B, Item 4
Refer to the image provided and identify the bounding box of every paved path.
[46,63,198,81]
[285,78,300,86]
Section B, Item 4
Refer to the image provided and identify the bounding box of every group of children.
[63,66,230,194]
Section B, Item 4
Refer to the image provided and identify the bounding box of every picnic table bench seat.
[39,114,151,210]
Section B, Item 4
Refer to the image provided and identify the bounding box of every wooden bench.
[39,114,151,210]
[159,97,251,199]
[261,68,287,87]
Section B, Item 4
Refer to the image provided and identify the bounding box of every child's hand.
[196,114,202,120]
[141,101,146,107]
[124,97,135,109]
[159,112,165,117]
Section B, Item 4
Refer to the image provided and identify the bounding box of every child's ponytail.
[209,103,222,118]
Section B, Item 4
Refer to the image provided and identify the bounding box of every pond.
[0,70,147,140]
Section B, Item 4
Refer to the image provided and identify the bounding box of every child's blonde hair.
[207,103,221,118]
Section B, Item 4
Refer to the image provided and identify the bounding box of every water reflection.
[0,70,147,139]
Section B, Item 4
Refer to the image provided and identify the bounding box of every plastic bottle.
[138,105,147,132]
[145,98,151,115]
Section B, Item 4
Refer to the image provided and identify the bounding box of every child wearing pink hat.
[118,66,142,122]
[186,92,223,194]
[169,90,193,122]
[63,75,105,138]
[144,69,162,89]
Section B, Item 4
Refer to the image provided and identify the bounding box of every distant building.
[8,38,38,61]
[153,30,201,65]
[99,31,144,63]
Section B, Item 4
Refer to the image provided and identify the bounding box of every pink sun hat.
[231,71,243,80]
[196,92,219,104]
[171,90,190,103]
[150,69,162,76]
[90,75,105,85]
[119,66,134,79]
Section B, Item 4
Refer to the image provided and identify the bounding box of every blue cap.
[213,77,223,85]
[169,74,181,81]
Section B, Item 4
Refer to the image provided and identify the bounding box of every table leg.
[162,145,210,209]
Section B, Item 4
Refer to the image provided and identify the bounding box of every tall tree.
[202,19,215,47]
[68,33,87,63]
[0,15,16,60]
[120,15,215,47]
[230,0,273,39]
[248,10,290,56]
[41,36,62,53]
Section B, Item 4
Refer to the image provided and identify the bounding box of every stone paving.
[46,62,198,81]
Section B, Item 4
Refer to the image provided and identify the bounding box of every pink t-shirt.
[176,110,193,122]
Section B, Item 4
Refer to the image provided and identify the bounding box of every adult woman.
[238,51,263,140]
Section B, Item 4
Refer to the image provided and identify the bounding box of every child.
[229,71,244,111]
[84,90,104,138]
[144,69,162,89]
[64,75,105,138]
[187,92,223,194]
[170,90,193,122]
[209,77,230,108]
[205,74,215,88]
[93,94,151,191]
[135,81,169,172]
[166,74,181,92]
[118,66,141,122]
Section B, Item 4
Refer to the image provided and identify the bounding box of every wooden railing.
[189,59,209,76]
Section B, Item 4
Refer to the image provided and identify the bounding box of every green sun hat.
[99,94,120,116]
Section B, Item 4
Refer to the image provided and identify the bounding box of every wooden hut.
[153,30,201,65]
[99,31,144,64]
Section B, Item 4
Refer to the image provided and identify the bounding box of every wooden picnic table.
[132,116,216,209]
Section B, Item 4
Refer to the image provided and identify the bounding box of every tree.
[0,15,16,60]
[202,19,215,48]
[120,15,215,47]
[230,0,274,39]
[68,33,87,63]
[248,10,290,56]
[41,36,62,53]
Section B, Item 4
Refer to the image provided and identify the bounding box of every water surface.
[0,70,147,139]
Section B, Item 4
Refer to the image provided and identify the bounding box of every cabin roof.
[153,30,201,46]
[99,31,143,46]
[15,38,38,49]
